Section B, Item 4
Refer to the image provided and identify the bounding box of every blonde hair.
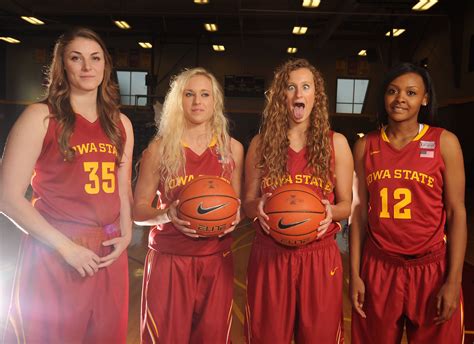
[46,27,123,163]
[156,67,232,193]
[258,58,332,190]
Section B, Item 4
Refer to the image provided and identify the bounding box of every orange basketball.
[264,184,326,247]
[177,175,239,237]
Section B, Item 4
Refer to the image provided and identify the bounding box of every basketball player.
[133,67,244,343]
[0,28,133,343]
[243,58,353,343]
[350,63,466,343]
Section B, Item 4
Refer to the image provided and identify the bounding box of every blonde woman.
[1,27,133,343]
[243,59,352,343]
[133,67,244,343]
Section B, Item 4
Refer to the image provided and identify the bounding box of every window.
[117,70,148,106]
[336,78,369,114]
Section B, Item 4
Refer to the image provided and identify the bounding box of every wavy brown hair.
[258,58,332,190]
[46,27,123,163]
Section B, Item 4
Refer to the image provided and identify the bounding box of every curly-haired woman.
[243,58,353,343]
[0,27,133,343]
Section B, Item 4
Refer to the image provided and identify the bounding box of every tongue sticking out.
[293,103,305,120]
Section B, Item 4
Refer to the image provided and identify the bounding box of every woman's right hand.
[60,242,101,278]
[256,193,272,234]
[350,275,367,318]
[167,200,199,238]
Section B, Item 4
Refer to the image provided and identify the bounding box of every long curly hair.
[258,58,332,189]
[156,67,232,193]
[46,27,123,163]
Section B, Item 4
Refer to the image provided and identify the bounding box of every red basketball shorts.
[141,249,233,344]
[351,238,464,344]
[245,237,344,343]
[3,223,129,344]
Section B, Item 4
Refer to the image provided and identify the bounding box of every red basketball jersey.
[149,140,234,256]
[32,113,124,228]
[255,131,340,249]
[364,125,446,255]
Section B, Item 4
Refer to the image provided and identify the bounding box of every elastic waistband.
[253,234,337,254]
[365,238,446,267]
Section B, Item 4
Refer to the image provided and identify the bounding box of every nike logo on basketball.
[277,218,309,229]
[197,202,228,214]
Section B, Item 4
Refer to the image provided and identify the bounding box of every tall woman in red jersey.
[350,63,467,343]
[243,58,353,343]
[133,67,244,343]
[0,28,134,343]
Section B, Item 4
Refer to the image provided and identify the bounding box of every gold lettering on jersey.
[168,175,195,190]
[72,142,118,157]
[261,174,332,192]
[368,169,435,188]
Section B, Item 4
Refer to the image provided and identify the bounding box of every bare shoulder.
[119,112,133,129]
[332,131,349,146]
[440,129,462,157]
[230,137,244,154]
[18,103,50,128]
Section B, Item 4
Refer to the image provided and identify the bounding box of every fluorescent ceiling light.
[357,133,365,138]
[212,45,225,52]
[385,29,405,37]
[0,37,21,43]
[287,47,298,54]
[412,0,438,11]
[138,42,152,48]
[292,26,308,35]
[302,0,320,8]
[358,49,367,56]
[21,16,44,25]
[194,0,209,4]
[204,23,218,32]
[114,20,131,29]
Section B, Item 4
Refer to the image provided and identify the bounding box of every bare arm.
[435,130,467,324]
[349,137,369,318]
[99,114,134,267]
[132,139,168,225]
[0,103,101,277]
[218,137,245,237]
[330,132,353,221]
[242,135,271,232]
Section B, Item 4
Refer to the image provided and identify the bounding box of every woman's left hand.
[434,281,461,325]
[98,235,131,268]
[317,199,333,239]
[219,201,241,238]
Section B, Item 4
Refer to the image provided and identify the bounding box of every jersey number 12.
[379,187,411,219]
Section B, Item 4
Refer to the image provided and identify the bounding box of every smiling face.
[182,74,214,126]
[285,68,315,126]
[63,37,105,94]
[384,72,428,124]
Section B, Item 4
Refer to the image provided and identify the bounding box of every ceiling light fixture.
[114,20,131,29]
[385,28,405,37]
[204,23,218,32]
[358,49,367,56]
[194,0,209,4]
[212,45,225,52]
[292,26,308,35]
[412,0,438,11]
[21,16,44,25]
[302,0,320,8]
[138,42,152,48]
[0,37,21,44]
[287,47,298,54]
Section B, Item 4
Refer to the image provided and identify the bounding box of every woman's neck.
[182,123,213,148]
[69,90,99,120]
